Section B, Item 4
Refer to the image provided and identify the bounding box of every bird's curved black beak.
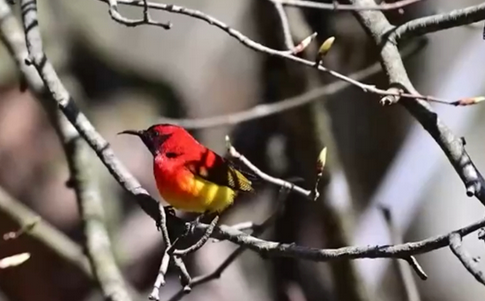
[117,129,144,137]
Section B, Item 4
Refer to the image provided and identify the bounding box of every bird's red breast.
[148,125,254,213]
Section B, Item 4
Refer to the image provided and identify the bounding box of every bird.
[118,123,257,216]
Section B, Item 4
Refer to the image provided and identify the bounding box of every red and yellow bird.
[119,124,256,214]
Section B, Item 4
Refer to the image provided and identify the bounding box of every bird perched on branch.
[118,124,257,216]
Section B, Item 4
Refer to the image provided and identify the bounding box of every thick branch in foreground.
[17,0,163,231]
[346,0,485,206]
[18,1,133,299]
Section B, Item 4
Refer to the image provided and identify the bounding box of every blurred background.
[1,0,485,300]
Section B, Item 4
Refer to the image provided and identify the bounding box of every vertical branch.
[55,113,133,301]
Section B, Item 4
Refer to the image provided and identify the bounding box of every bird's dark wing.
[185,152,255,193]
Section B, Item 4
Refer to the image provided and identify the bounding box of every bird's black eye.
[165,152,178,158]
[152,131,159,137]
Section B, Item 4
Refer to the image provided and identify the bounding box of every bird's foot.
[165,206,176,216]
[184,215,204,236]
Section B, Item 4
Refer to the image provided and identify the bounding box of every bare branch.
[449,233,485,286]
[276,0,422,11]
[17,0,164,236]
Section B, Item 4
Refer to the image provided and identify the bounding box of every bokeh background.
[1,0,485,300]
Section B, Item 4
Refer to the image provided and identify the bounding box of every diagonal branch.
[0,186,91,277]
[449,233,485,286]
[388,2,485,43]
[345,0,485,207]
[56,113,133,301]
[17,0,164,236]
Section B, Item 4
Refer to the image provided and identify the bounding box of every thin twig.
[276,0,422,11]
[102,0,459,106]
[107,0,171,29]
[449,233,485,286]
[381,206,424,301]
[0,186,91,276]
[173,215,220,257]
[226,136,312,198]
[270,0,295,50]
[156,39,424,129]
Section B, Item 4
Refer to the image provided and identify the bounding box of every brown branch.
[277,0,422,11]
[449,233,485,286]
[16,0,166,246]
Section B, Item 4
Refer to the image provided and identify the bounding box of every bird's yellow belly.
[158,175,236,213]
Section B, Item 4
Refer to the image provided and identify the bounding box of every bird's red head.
[118,123,194,156]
